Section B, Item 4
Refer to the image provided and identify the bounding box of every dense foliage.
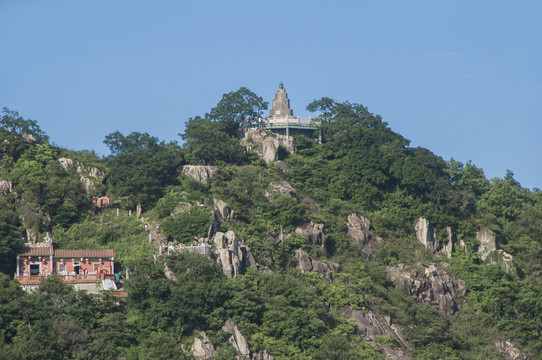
[1,89,541,359]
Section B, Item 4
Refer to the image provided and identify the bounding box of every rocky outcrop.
[240,244,257,270]
[386,263,463,318]
[486,249,517,274]
[57,157,74,171]
[221,321,275,360]
[262,137,279,163]
[476,228,498,261]
[442,227,454,258]
[347,213,370,246]
[476,228,516,273]
[214,199,233,221]
[295,249,332,282]
[223,320,251,358]
[163,262,177,281]
[57,157,105,193]
[17,201,43,243]
[494,340,531,360]
[347,213,383,260]
[252,349,274,360]
[414,218,436,252]
[192,331,217,360]
[343,307,410,359]
[181,165,218,184]
[208,199,233,239]
[377,345,410,360]
[213,231,256,277]
[243,129,294,164]
[344,307,388,339]
[0,180,12,195]
[295,222,327,247]
[276,160,291,174]
[265,181,295,200]
[458,239,467,253]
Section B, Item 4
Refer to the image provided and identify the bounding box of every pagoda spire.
[269,83,293,118]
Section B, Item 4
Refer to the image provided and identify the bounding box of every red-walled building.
[15,237,115,293]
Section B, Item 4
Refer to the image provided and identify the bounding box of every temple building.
[248,83,321,142]
[15,235,117,293]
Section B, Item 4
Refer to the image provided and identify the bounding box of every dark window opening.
[30,264,40,276]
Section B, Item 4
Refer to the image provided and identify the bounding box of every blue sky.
[2,1,541,189]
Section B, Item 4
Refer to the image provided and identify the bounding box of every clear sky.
[2,1,541,189]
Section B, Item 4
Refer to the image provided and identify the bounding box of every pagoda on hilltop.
[269,82,294,118]
[247,83,321,142]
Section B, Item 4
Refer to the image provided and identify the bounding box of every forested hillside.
[0,88,541,360]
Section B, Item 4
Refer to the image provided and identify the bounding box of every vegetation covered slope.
[0,89,541,360]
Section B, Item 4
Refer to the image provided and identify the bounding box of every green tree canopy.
[207,87,268,136]
[1,108,48,161]
[104,131,183,209]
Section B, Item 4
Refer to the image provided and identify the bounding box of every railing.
[61,274,101,283]
[165,244,212,256]
[15,274,101,285]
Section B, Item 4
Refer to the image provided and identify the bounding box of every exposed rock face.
[494,340,531,360]
[415,218,436,252]
[343,307,410,359]
[243,129,294,164]
[223,320,251,357]
[476,228,517,273]
[57,157,74,171]
[347,213,370,247]
[262,137,279,163]
[18,201,42,243]
[181,165,218,184]
[208,199,233,239]
[344,307,388,339]
[386,263,463,318]
[442,227,455,258]
[486,249,517,274]
[213,231,255,277]
[171,202,192,218]
[476,228,498,261]
[295,249,332,282]
[192,331,217,360]
[376,345,410,360]
[295,222,327,247]
[276,160,291,174]
[0,180,12,195]
[265,181,295,200]
[253,349,274,360]
[240,244,257,270]
[458,239,467,253]
[163,262,177,281]
[347,213,382,260]
[214,199,233,221]
[57,157,105,193]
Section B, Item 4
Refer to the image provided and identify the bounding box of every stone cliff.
[242,129,294,163]
[57,157,104,193]
[386,263,463,318]
[181,165,219,184]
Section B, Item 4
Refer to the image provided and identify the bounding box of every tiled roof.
[54,249,114,258]
[18,246,54,256]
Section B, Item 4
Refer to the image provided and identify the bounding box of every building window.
[30,264,40,276]
[58,263,66,274]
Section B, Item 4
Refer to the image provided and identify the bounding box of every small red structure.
[15,236,115,292]
[92,196,110,207]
